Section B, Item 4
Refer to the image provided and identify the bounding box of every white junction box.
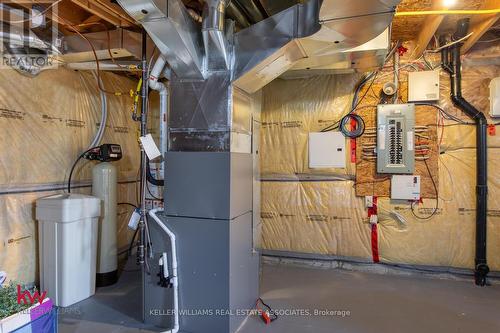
[490,77,500,117]
[308,132,346,168]
[391,175,421,200]
[408,70,440,102]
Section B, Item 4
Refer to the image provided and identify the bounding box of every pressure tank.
[92,162,118,287]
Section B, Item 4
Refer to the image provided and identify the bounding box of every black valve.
[84,144,122,162]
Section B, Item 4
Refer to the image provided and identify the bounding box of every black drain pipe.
[441,19,489,286]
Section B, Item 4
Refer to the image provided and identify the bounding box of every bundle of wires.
[411,156,439,220]
[321,71,377,134]
[256,298,278,325]
[320,41,400,135]
[339,114,365,138]
[67,147,98,193]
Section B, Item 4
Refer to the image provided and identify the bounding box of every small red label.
[350,138,356,163]
[350,117,357,163]
[488,124,496,136]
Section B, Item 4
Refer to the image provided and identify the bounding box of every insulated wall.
[260,53,500,271]
[0,68,145,284]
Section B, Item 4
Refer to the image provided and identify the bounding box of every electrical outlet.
[365,196,374,208]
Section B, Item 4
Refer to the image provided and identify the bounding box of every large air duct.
[0,22,60,76]
[202,0,230,70]
[117,0,204,79]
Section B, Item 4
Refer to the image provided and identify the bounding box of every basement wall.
[259,47,500,271]
[0,68,146,284]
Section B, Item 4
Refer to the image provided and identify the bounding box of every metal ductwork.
[0,4,62,76]
[202,0,230,70]
[118,0,400,90]
[232,0,266,24]
[288,0,400,75]
[115,1,402,332]
[226,1,251,28]
[117,0,205,79]
[0,22,61,76]
[231,0,321,92]
[118,0,321,89]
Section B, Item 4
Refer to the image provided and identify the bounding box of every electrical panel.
[408,70,440,102]
[308,132,346,169]
[391,175,421,200]
[377,104,415,174]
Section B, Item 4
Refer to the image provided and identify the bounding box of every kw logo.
[17,285,47,305]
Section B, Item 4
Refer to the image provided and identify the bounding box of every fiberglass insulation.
[260,64,500,271]
[0,68,147,283]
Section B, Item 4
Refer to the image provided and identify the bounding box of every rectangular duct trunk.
[168,74,253,153]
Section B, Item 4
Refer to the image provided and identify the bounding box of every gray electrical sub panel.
[377,104,415,174]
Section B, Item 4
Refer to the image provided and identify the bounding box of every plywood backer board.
[354,81,439,198]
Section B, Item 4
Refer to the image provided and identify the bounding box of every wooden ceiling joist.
[411,0,445,59]
[461,0,500,53]
[70,0,136,28]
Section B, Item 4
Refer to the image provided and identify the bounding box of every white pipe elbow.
[149,54,168,92]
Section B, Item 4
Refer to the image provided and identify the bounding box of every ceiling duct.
[231,0,321,92]
[117,0,401,90]
[288,0,400,74]
[118,0,321,89]
[226,1,251,29]
[232,0,267,24]
[0,4,62,76]
[62,28,154,63]
[202,0,231,70]
[0,22,61,77]
[258,0,299,16]
[117,0,400,153]
[116,0,205,79]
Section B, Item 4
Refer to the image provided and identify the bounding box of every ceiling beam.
[70,0,136,27]
[11,1,89,34]
[412,0,444,59]
[13,0,86,24]
[461,0,500,54]
[82,15,104,25]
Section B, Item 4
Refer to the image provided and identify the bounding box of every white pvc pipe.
[159,90,168,159]
[149,54,168,93]
[149,55,168,176]
[149,208,179,333]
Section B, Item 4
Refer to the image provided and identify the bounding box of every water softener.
[88,144,123,287]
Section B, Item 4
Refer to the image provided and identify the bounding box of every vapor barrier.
[260,63,500,271]
[0,68,147,283]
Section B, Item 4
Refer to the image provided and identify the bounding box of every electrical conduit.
[149,208,179,333]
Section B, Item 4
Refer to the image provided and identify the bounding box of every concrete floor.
[59,260,500,333]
